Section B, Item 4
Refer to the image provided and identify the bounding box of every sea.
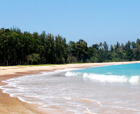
[1,63,140,114]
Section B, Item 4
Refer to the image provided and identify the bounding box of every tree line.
[0,27,140,66]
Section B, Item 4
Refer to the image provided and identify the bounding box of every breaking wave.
[65,72,140,83]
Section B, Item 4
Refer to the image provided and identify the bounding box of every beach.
[0,61,140,114]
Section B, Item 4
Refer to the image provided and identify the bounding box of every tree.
[26,53,40,64]
[110,45,114,52]
[132,41,137,48]
[114,42,120,52]
[125,41,131,50]
[46,34,55,64]
[92,44,99,50]
[136,38,140,46]
[126,49,134,61]
[87,46,97,62]
[39,31,47,63]
[103,41,108,51]
[67,41,77,63]
[55,35,67,64]
[0,27,140,65]
[134,48,140,60]
[76,39,88,62]
[116,47,124,60]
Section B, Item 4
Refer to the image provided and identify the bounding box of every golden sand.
[0,61,140,114]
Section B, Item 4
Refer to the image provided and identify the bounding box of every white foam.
[97,101,103,106]
[18,97,29,103]
[0,68,81,107]
[83,73,128,83]
[65,71,140,83]
[129,76,140,83]
[1,67,140,114]
[42,68,81,75]
[65,72,82,76]
[64,97,72,100]
[83,108,96,114]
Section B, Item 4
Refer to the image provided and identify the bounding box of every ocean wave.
[65,72,140,83]
[65,71,83,76]
[42,68,81,75]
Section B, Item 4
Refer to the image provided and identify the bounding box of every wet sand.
[0,61,140,114]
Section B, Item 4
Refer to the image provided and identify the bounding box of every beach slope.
[0,61,140,113]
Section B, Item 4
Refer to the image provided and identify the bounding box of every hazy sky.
[1,0,140,46]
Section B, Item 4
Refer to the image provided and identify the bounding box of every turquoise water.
[65,63,140,83]
[1,63,140,113]
[79,63,140,76]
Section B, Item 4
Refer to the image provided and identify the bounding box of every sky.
[1,0,140,46]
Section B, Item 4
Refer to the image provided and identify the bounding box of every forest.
[0,27,140,66]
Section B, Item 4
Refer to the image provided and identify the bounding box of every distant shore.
[0,61,140,114]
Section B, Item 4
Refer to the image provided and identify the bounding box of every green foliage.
[134,47,140,60]
[0,27,140,66]
[75,39,88,62]
[26,53,40,64]
[89,56,98,63]
[126,49,134,61]
[103,41,108,51]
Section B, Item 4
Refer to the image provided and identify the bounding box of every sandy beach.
[0,61,140,114]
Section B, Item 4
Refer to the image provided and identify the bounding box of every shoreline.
[0,61,140,114]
